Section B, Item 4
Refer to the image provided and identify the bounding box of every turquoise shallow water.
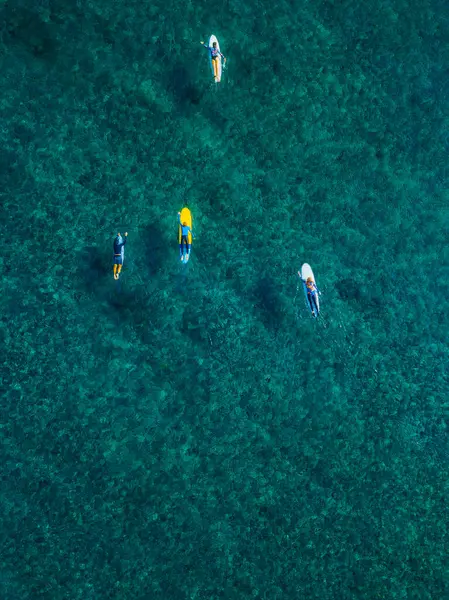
[1,0,449,597]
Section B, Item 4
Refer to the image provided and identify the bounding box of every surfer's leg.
[307,294,314,311]
[113,255,121,279]
[114,255,123,279]
[212,58,218,79]
[312,295,319,315]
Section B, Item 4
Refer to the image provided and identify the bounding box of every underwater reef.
[1,0,448,597]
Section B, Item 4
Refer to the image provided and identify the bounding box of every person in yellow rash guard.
[113,232,128,280]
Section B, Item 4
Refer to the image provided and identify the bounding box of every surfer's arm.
[116,232,128,250]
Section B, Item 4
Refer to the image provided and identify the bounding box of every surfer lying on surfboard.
[113,232,128,280]
[298,271,320,316]
[200,40,226,82]
[178,212,193,261]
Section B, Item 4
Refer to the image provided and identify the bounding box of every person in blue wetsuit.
[200,40,226,82]
[298,272,320,316]
[113,232,128,279]
[178,213,192,261]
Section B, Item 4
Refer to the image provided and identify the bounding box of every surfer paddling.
[298,269,321,317]
[201,39,226,83]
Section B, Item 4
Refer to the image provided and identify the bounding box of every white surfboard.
[300,263,320,316]
[208,35,223,82]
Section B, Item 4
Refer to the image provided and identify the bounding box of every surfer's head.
[183,222,187,226]
[212,42,217,48]
[306,277,313,287]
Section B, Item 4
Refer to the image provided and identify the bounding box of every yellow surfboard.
[178,208,192,244]
[178,207,192,262]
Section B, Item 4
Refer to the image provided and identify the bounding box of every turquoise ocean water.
[1,0,448,597]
